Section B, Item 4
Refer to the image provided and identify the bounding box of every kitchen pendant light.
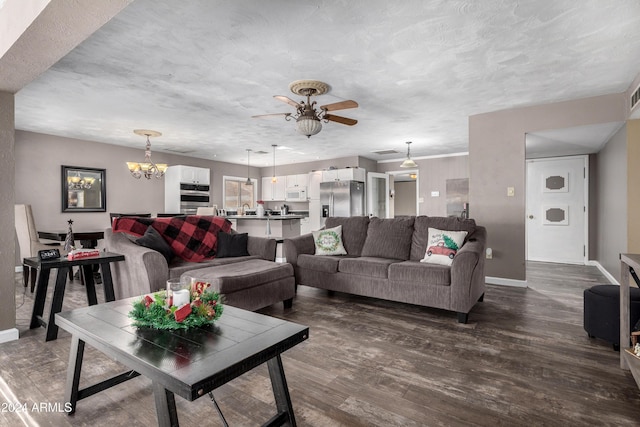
[400,141,418,168]
[271,144,278,183]
[245,149,252,185]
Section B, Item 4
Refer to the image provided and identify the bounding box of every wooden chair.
[14,204,62,292]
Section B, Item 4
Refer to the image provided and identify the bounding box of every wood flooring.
[2,262,640,426]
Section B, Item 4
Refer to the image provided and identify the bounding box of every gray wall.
[1,92,15,333]
[394,181,417,216]
[15,131,257,231]
[377,155,469,216]
[596,125,628,281]
[469,93,626,281]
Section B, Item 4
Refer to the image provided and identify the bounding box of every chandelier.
[127,130,168,179]
[400,141,418,168]
[67,172,94,190]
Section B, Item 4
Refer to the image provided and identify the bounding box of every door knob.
[528,215,534,219]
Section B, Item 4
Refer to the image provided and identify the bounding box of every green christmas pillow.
[313,225,347,256]
[420,228,468,266]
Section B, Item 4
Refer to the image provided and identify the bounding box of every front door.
[367,172,389,218]
[526,156,587,264]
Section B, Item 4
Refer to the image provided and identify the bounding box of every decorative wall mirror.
[61,165,106,212]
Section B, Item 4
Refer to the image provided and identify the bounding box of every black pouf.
[583,284,640,350]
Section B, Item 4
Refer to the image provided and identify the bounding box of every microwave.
[286,187,307,201]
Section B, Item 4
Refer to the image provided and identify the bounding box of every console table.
[26,252,124,341]
[620,254,640,382]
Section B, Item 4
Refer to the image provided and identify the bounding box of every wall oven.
[179,183,210,214]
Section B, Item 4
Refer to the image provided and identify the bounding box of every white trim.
[377,151,468,164]
[586,260,620,285]
[0,328,19,344]
[486,276,528,288]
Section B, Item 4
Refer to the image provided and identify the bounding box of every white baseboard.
[586,260,620,285]
[486,276,528,288]
[0,328,19,344]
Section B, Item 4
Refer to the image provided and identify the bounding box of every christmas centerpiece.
[129,280,223,330]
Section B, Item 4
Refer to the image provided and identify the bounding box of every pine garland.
[129,289,223,330]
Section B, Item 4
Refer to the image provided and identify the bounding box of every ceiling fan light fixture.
[400,141,418,168]
[296,116,322,138]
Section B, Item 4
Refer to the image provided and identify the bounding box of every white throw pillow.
[420,228,468,266]
[313,225,347,256]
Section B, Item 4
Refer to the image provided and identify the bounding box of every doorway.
[526,155,588,264]
[388,170,419,217]
[367,172,389,218]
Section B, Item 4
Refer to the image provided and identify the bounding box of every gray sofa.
[283,216,486,323]
[104,228,278,300]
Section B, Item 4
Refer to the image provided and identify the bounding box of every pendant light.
[245,149,252,185]
[127,130,169,179]
[400,141,417,168]
[271,144,278,183]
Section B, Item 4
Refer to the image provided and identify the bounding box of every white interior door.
[367,172,389,218]
[526,156,587,264]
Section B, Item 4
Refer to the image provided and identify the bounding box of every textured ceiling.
[12,0,640,166]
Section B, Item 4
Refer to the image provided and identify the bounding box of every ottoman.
[583,284,640,350]
[182,259,295,311]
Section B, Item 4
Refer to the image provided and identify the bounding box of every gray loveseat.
[283,216,486,323]
[104,228,278,300]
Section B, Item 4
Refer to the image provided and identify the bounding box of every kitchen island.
[225,215,303,239]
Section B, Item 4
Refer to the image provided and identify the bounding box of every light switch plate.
[507,187,515,197]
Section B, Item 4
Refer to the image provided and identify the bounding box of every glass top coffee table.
[55,297,308,426]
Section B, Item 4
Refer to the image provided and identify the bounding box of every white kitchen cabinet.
[322,170,338,182]
[337,167,366,182]
[300,217,312,235]
[321,168,366,182]
[261,176,286,201]
[308,171,322,199]
[286,173,309,188]
[261,177,273,201]
[173,165,210,185]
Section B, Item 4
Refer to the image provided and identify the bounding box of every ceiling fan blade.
[274,95,301,108]
[325,114,357,126]
[252,113,291,119]
[320,100,358,111]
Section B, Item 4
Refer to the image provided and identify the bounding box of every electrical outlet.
[486,248,493,259]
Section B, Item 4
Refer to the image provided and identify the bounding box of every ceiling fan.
[252,80,358,138]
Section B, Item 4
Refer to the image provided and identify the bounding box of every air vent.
[631,83,640,110]
[371,149,399,155]
[164,147,195,154]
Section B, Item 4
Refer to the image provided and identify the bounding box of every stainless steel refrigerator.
[320,180,365,225]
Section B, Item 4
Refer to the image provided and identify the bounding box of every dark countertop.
[225,215,305,220]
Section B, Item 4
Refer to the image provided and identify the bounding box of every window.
[223,176,258,211]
